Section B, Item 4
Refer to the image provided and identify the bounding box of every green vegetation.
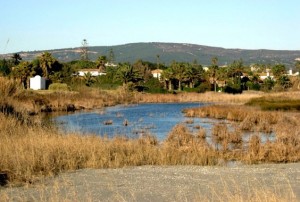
[1,44,300,95]
[247,96,300,111]
[48,83,69,91]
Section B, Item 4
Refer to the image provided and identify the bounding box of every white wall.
[30,75,46,90]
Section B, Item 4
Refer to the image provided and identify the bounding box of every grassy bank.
[247,96,300,111]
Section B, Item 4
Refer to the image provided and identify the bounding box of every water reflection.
[53,103,220,140]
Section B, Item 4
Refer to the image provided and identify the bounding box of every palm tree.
[171,62,187,91]
[38,52,56,79]
[186,63,204,88]
[96,55,107,72]
[83,72,94,87]
[11,53,22,65]
[12,61,34,89]
[161,67,174,91]
[115,63,141,86]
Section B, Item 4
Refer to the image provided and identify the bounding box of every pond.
[53,102,220,140]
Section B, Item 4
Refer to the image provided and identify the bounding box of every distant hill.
[3,42,300,67]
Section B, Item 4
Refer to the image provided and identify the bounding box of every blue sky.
[1,0,300,53]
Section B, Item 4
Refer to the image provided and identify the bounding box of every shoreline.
[1,163,299,201]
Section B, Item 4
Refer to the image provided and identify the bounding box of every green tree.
[262,76,275,91]
[49,63,75,84]
[115,63,142,86]
[133,60,152,82]
[11,61,35,89]
[185,63,204,88]
[277,75,291,90]
[272,64,286,78]
[0,59,11,76]
[170,61,187,91]
[161,67,174,91]
[11,53,22,65]
[83,72,94,87]
[38,52,57,79]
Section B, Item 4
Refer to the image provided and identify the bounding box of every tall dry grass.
[2,108,299,186]
[0,114,221,185]
[184,104,300,163]
[135,91,262,104]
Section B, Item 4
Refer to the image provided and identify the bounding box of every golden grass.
[135,91,263,104]
[1,107,299,186]
[0,114,220,185]
[0,77,299,189]
[184,104,300,163]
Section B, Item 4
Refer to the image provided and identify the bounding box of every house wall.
[30,75,46,90]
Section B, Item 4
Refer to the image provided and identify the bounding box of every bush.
[197,82,211,93]
[49,83,70,91]
[143,78,166,94]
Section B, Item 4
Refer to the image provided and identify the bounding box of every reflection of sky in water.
[54,103,220,140]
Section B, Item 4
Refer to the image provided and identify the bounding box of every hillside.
[3,42,300,67]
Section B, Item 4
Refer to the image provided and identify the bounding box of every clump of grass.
[48,83,70,91]
[211,123,243,152]
[185,105,283,133]
[0,77,20,98]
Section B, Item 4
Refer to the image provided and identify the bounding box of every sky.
[1,0,300,53]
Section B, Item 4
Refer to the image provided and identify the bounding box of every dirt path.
[1,163,299,201]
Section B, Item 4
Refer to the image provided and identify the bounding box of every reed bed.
[247,96,300,111]
[1,110,299,186]
[184,104,300,163]
[135,91,262,104]
[0,114,221,185]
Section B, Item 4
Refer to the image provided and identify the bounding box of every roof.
[151,69,163,74]
[78,69,99,72]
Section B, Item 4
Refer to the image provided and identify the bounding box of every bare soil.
[1,163,299,201]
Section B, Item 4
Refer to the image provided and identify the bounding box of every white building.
[77,69,106,77]
[258,72,274,80]
[30,75,46,90]
[151,69,163,80]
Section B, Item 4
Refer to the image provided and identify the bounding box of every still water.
[54,103,219,140]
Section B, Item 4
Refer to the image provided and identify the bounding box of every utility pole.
[80,39,89,61]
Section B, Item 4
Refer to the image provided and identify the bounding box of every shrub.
[49,83,70,91]
[0,77,19,97]
[197,82,211,93]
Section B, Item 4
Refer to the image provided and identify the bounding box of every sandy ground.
[1,163,299,202]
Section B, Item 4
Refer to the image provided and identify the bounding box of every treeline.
[1,52,300,93]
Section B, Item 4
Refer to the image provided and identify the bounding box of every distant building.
[77,69,106,77]
[258,72,274,80]
[203,67,209,72]
[287,69,299,76]
[151,69,163,80]
[30,75,46,90]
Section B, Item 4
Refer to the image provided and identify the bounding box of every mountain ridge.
[2,42,300,67]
